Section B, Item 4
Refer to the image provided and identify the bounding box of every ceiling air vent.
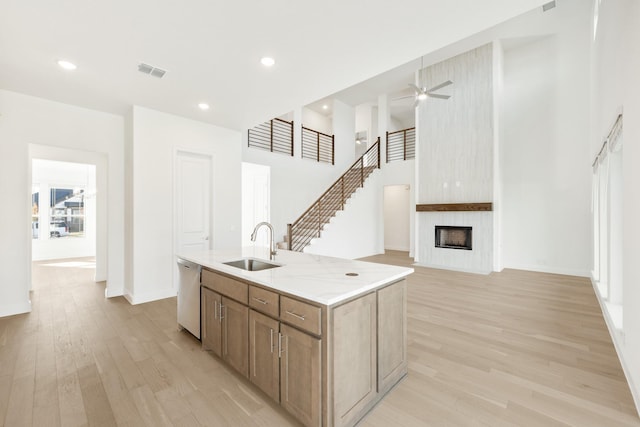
[542,1,556,12]
[138,62,167,79]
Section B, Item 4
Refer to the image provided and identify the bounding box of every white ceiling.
[0,0,548,131]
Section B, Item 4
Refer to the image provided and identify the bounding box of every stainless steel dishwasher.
[177,258,201,339]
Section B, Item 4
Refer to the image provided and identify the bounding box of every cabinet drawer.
[249,286,279,318]
[202,269,248,304]
[280,296,321,336]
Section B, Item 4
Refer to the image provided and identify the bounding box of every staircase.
[287,139,380,252]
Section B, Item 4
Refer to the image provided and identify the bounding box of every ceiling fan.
[393,57,453,108]
[394,80,453,108]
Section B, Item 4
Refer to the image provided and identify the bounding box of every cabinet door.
[201,287,222,357]
[332,292,377,427]
[222,297,249,378]
[249,310,280,402]
[280,324,321,427]
[377,280,407,394]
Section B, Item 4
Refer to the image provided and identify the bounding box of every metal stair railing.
[287,138,380,252]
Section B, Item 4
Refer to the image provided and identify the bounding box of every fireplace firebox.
[435,226,472,250]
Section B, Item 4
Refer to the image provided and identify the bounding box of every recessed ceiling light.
[57,60,77,70]
[198,103,210,110]
[322,104,328,110]
[261,57,275,67]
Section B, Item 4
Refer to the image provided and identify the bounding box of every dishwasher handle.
[177,258,200,271]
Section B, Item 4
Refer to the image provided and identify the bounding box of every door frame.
[28,144,107,289]
[172,147,214,293]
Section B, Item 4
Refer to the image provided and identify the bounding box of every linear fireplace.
[435,226,472,250]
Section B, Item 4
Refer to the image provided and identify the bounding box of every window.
[592,114,623,330]
[49,187,85,238]
[32,186,39,239]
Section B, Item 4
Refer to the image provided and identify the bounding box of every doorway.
[28,144,107,293]
[242,162,271,247]
[383,185,410,251]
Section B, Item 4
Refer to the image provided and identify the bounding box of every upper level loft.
[246,102,416,167]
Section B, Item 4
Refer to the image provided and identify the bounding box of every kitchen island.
[178,247,414,427]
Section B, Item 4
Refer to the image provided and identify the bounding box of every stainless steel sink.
[223,258,281,272]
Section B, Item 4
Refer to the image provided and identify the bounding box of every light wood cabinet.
[222,297,249,378]
[202,269,248,303]
[249,306,322,426]
[377,280,407,394]
[201,280,249,379]
[332,293,377,427]
[249,285,279,318]
[201,266,407,427]
[201,287,222,358]
[249,309,280,402]
[280,323,322,427]
[280,295,322,335]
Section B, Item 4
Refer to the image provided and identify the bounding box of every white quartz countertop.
[178,247,414,306]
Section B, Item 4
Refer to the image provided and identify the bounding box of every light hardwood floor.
[0,253,638,426]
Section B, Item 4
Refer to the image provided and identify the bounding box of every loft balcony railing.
[302,126,334,165]
[287,138,380,252]
[248,118,294,156]
[386,127,415,162]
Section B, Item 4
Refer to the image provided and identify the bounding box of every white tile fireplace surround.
[416,211,493,274]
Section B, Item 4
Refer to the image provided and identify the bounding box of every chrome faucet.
[250,222,277,261]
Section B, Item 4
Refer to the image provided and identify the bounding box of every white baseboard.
[124,287,177,305]
[0,299,32,317]
[412,261,492,275]
[105,284,124,298]
[589,275,640,417]
[503,263,590,278]
[384,245,410,252]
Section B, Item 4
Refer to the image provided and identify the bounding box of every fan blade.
[408,83,423,94]
[392,95,415,101]
[427,80,453,92]
[427,93,451,100]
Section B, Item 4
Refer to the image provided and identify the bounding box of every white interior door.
[176,151,211,254]
[383,185,410,251]
[241,162,270,247]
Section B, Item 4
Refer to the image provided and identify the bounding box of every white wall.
[31,159,96,261]
[500,0,591,276]
[305,171,383,260]
[0,90,125,316]
[302,107,332,135]
[590,0,640,412]
[126,106,242,304]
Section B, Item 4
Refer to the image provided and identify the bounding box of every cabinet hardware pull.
[219,304,225,322]
[214,300,218,320]
[252,297,268,305]
[285,310,305,321]
[270,329,274,353]
[278,333,285,358]
[223,317,228,356]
